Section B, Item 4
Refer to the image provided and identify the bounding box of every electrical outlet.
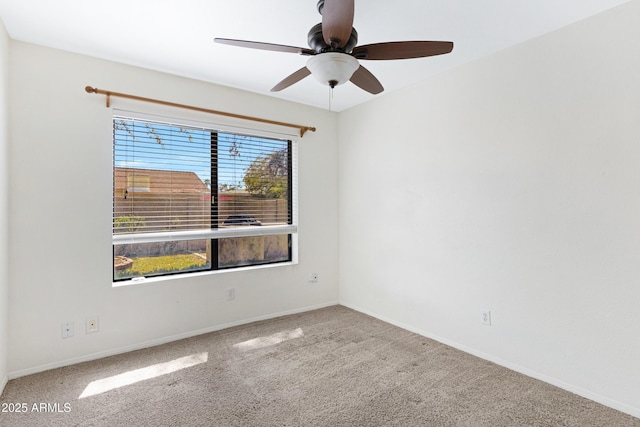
[61,321,74,338]
[481,310,492,326]
[86,316,99,334]
[308,273,319,283]
[226,288,235,301]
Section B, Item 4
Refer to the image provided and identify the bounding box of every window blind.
[113,116,296,245]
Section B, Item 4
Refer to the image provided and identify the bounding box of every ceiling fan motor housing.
[307,23,358,53]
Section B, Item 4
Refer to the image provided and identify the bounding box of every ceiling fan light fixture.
[307,52,359,88]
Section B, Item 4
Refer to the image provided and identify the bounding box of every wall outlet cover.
[86,316,99,333]
[61,321,74,338]
[481,310,492,326]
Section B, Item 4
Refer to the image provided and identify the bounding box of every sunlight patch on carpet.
[79,352,208,399]
[233,328,304,351]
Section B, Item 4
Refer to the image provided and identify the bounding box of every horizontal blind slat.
[113,225,297,244]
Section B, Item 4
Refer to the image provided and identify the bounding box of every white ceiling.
[0,0,632,111]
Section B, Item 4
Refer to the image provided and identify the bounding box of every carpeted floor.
[1,305,638,426]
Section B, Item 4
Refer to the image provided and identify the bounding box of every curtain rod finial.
[85,86,97,94]
[300,126,317,137]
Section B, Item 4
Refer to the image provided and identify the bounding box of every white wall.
[0,18,9,393]
[7,42,339,375]
[339,0,640,418]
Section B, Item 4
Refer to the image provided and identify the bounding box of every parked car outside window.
[223,214,262,226]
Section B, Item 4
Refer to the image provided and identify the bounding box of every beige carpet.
[1,305,638,426]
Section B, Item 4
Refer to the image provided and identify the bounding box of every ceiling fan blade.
[352,41,453,60]
[271,67,312,92]
[349,65,384,95]
[322,0,354,48]
[215,38,315,56]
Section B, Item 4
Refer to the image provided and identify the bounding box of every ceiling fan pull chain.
[329,86,334,111]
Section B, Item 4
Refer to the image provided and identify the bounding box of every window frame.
[111,109,299,284]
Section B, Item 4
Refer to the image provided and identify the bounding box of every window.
[112,114,296,282]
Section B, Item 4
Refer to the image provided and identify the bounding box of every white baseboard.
[0,373,7,396]
[8,301,338,380]
[340,301,640,420]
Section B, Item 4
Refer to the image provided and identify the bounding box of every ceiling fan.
[215,0,453,95]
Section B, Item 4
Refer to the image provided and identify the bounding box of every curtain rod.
[85,86,316,137]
